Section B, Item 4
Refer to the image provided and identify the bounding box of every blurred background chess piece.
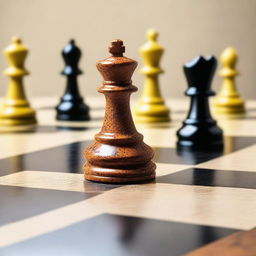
[213,47,245,118]
[134,29,170,123]
[0,37,37,131]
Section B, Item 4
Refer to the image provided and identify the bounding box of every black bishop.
[56,39,90,121]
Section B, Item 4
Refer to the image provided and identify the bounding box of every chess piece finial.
[56,39,90,121]
[84,40,156,183]
[109,39,125,56]
[177,56,223,150]
[147,29,158,41]
[134,29,170,123]
[221,47,237,68]
[0,37,37,126]
[12,37,21,43]
[213,47,245,115]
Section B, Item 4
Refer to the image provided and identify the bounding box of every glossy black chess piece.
[177,56,223,150]
[56,39,90,121]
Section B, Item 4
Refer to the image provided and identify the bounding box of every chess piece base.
[214,97,245,114]
[56,100,90,121]
[177,140,224,151]
[177,122,224,150]
[135,100,170,123]
[0,106,37,126]
[84,161,156,184]
[84,137,156,184]
[0,124,36,132]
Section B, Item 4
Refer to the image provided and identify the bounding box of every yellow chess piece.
[134,29,170,123]
[213,47,245,114]
[0,37,37,126]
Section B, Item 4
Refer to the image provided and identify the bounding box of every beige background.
[0,0,255,100]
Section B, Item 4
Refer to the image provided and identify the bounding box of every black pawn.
[177,56,223,150]
[56,39,90,121]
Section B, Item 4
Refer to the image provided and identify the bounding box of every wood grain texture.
[84,40,156,183]
[186,228,256,256]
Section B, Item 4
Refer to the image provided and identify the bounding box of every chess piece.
[0,37,37,126]
[177,56,223,150]
[84,40,156,183]
[56,39,90,121]
[134,29,170,123]
[214,47,245,114]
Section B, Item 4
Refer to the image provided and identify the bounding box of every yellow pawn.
[213,47,245,114]
[0,37,37,126]
[134,29,170,123]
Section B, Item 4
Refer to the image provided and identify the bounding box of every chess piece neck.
[219,77,239,97]
[186,95,214,123]
[5,77,28,106]
[62,76,83,101]
[141,76,163,99]
[98,90,138,140]
[95,40,139,141]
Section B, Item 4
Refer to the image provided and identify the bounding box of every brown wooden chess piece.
[84,40,156,183]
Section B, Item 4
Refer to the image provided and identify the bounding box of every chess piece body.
[134,29,170,123]
[56,40,90,121]
[214,47,245,114]
[177,56,223,150]
[0,37,37,126]
[84,40,156,183]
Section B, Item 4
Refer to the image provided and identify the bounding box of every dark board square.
[2,214,239,256]
[0,185,97,226]
[1,136,256,177]
[153,135,256,165]
[157,167,256,189]
[0,141,92,176]
[153,147,223,165]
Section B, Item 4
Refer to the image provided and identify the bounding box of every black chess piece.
[56,39,90,121]
[177,56,223,150]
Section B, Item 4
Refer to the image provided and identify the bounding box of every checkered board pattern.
[0,97,256,256]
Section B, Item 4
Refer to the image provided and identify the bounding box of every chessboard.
[0,97,256,256]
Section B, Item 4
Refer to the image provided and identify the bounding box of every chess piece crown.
[97,39,137,85]
[84,39,156,184]
[134,29,170,123]
[213,47,245,114]
[184,55,216,96]
[0,37,37,126]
